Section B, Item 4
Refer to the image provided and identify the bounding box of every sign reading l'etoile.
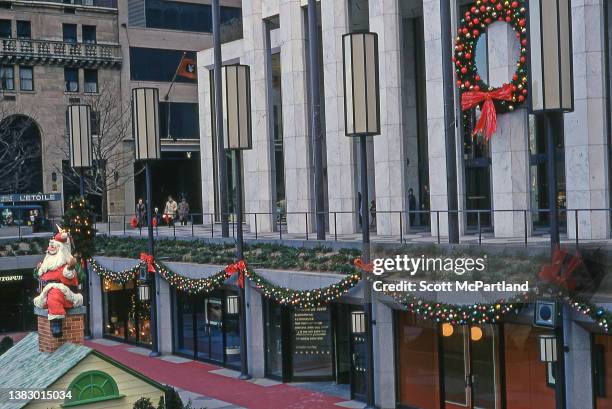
[0,193,62,203]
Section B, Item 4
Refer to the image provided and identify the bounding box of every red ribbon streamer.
[538,246,581,291]
[225,260,247,288]
[139,253,155,273]
[354,258,374,273]
[461,83,514,141]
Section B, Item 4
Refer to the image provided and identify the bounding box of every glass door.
[206,296,224,363]
[441,325,499,409]
[350,310,367,401]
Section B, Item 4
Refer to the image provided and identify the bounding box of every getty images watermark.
[369,255,530,293]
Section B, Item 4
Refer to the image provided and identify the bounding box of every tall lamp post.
[67,104,93,339]
[221,64,252,380]
[132,87,162,357]
[342,32,380,409]
[527,1,574,408]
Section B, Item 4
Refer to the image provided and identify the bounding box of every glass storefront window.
[397,312,500,409]
[397,312,440,409]
[173,289,240,368]
[0,269,37,333]
[504,324,555,409]
[102,278,151,346]
[264,299,285,379]
[593,334,612,409]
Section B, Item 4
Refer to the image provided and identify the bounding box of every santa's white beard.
[39,243,72,275]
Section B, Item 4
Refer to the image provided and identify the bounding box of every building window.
[64,68,79,92]
[64,370,123,407]
[91,111,100,135]
[82,25,96,44]
[144,0,242,37]
[0,19,11,38]
[84,69,98,93]
[1,65,14,90]
[16,21,30,39]
[129,47,196,83]
[63,23,77,43]
[19,66,33,91]
[159,102,199,139]
[102,278,151,345]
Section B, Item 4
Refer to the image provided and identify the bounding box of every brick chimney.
[34,307,85,353]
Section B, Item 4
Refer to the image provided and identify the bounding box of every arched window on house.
[63,370,124,407]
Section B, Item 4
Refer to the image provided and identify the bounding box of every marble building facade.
[197,0,612,241]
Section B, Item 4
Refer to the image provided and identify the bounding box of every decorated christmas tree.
[62,196,97,260]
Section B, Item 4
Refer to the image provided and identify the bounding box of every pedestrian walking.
[178,197,190,226]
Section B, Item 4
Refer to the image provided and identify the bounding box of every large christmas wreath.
[453,0,528,140]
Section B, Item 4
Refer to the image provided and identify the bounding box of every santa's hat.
[53,226,70,243]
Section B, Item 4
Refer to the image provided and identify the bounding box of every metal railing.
[0,37,122,66]
[4,208,612,247]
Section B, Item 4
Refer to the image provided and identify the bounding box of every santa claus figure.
[33,228,83,337]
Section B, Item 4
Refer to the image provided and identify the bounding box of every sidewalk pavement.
[86,339,365,409]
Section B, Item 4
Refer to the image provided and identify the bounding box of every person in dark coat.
[178,197,190,226]
[136,198,146,227]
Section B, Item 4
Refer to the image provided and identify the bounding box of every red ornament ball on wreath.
[454,0,528,140]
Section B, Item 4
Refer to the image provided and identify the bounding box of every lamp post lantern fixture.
[221,64,252,380]
[132,87,161,357]
[67,104,93,339]
[342,31,380,409]
[527,1,574,407]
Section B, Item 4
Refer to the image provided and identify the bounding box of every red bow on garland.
[538,246,581,291]
[225,260,247,288]
[354,258,374,273]
[139,252,155,273]
[461,83,514,141]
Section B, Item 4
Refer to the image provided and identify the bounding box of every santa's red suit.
[33,232,83,320]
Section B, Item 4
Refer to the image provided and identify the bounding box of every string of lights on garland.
[155,261,228,294]
[387,290,534,325]
[89,257,361,306]
[243,268,361,308]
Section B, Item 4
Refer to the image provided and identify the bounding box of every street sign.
[0,193,62,203]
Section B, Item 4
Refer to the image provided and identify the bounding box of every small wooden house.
[0,308,166,409]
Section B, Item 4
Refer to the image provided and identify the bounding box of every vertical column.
[567,319,594,408]
[89,269,103,338]
[321,0,359,236]
[369,0,406,236]
[280,0,315,234]
[423,0,450,237]
[564,0,610,240]
[198,60,217,219]
[373,299,396,409]
[246,283,265,377]
[242,0,276,233]
[157,278,173,355]
[488,23,531,238]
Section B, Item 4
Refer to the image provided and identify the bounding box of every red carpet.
[86,341,345,409]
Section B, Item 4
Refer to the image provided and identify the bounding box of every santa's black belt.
[41,281,79,292]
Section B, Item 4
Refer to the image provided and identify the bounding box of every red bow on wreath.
[538,246,582,291]
[354,258,374,273]
[139,252,155,273]
[225,260,247,288]
[461,83,514,141]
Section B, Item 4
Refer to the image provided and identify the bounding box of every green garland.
[244,268,361,308]
[155,261,229,294]
[387,283,610,331]
[89,257,361,307]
